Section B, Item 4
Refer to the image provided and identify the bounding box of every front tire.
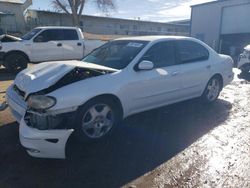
[4,53,28,73]
[201,76,222,103]
[74,98,121,143]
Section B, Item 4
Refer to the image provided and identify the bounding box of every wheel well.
[3,50,30,62]
[212,74,223,89]
[81,94,124,119]
[240,63,250,69]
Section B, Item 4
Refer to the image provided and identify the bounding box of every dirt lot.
[0,67,250,188]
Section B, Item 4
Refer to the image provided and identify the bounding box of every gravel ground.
[0,67,249,188]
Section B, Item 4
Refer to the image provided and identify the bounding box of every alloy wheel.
[81,104,114,138]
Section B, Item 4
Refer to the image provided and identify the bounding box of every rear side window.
[177,40,209,63]
[141,41,176,68]
[62,29,79,40]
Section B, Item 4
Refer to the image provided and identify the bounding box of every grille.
[13,85,25,99]
[24,111,65,130]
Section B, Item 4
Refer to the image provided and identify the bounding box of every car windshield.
[21,28,42,40]
[83,40,148,69]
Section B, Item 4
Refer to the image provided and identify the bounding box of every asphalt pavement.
[0,69,249,188]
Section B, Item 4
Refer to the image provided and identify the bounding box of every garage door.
[221,3,250,34]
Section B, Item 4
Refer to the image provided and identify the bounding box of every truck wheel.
[4,53,28,73]
[74,98,121,143]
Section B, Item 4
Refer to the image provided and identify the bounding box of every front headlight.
[28,95,56,110]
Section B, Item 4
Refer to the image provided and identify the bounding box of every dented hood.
[0,34,22,42]
[14,60,118,96]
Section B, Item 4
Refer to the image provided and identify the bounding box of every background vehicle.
[0,26,85,72]
[237,45,250,73]
[6,36,234,159]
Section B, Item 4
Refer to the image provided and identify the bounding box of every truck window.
[34,29,63,42]
[21,28,42,40]
[62,29,79,40]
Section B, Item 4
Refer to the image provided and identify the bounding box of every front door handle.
[171,71,179,76]
[77,42,82,46]
[57,43,62,47]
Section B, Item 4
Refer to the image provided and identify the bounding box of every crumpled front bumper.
[19,118,74,159]
[6,85,27,123]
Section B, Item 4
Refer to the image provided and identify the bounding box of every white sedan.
[6,36,234,159]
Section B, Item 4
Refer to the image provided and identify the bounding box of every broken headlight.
[28,95,56,110]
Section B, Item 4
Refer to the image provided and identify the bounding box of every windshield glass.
[83,40,148,69]
[21,28,42,40]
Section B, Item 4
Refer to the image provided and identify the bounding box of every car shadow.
[238,71,250,81]
[0,68,16,81]
[0,98,232,188]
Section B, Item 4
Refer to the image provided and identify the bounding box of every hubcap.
[81,104,114,138]
[206,79,220,101]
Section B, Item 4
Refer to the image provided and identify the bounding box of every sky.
[30,0,216,22]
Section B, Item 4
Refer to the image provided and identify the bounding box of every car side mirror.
[137,60,154,71]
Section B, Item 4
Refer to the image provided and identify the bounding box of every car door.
[61,29,84,60]
[31,29,64,62]
[126,40,182,114]
[176,40,212,99]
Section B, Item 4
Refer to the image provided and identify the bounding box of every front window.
[21,28,42,40]
[83,40,148,69]
[140,41,176,68]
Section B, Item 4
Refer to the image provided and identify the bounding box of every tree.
[52,0,115,26]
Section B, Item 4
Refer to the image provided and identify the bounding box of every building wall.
[190,0,250,52]
[0,0,32,33]
[221,3,250,34]
[0,14,17,32]
[0,2,24,32]
[25,10,189,36]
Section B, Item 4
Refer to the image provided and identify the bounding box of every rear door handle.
[77,42,82,46]
[57,43,62,47]
[171,71,179,76]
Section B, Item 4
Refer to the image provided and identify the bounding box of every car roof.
[114,35,192,42]
[35,26,80,30]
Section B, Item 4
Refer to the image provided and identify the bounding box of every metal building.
[25,10,190,36]
[190,0,250,59]
[0,0,32,33]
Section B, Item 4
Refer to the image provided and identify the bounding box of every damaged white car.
[237,44,250,73]
[6,36,234,159]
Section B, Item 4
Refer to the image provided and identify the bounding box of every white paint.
[7,36,234,159]
[19,118,73,159]
[0,26,85,63]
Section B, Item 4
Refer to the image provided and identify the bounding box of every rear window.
[177,40,209,63]
[62,29,79,40]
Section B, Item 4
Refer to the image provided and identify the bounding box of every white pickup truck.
[0,26,85,72]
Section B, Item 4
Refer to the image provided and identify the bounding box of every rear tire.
[74,98,121,144]
[240,64,250,74]
[240,68,250,74]
[201,76,222,103]
[4,53,28,73]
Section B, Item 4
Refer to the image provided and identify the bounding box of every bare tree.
[52,0,115,26]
